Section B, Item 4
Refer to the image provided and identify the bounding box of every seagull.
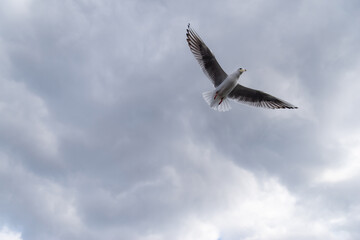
[186,24,298,111]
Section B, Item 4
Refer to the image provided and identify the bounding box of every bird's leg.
[214,92,218,100]
[219,97,224,105]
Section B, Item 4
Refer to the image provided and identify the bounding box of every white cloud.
[0,153,83,239]
[138,138,347,240]
[317,133,360,183]
[0,0,32,17]
[315,65,360,183]
[0,226,22,240]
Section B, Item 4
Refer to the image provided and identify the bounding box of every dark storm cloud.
[1,0,360,239]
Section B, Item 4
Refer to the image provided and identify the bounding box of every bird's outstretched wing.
[228,84,298,109]
[186,24,227,87]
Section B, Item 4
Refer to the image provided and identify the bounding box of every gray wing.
[228,84,298,109]
[186,24,227,87]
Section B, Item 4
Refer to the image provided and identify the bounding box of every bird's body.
[202,69,244,111]
[216,70,241,97]
[186,24,297,111]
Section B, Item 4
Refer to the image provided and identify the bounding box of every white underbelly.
[216,76,237,97]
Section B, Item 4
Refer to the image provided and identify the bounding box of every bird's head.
[238,68,247,73]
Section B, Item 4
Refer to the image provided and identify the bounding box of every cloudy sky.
[1,0,360,239]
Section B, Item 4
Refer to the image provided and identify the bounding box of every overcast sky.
[1,0,360,239]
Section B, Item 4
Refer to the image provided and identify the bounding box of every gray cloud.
[1,0,360,239]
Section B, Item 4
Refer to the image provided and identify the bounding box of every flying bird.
[186,24,298,111]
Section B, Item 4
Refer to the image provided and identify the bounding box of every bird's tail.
[202,90,232,112]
